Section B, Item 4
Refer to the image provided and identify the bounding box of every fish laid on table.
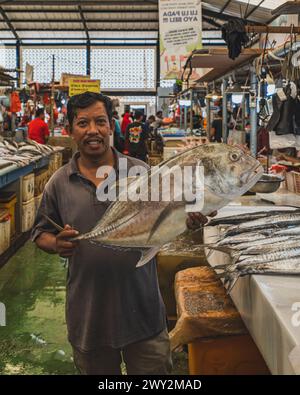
[224,212,300,237]
[221,234,296,251]
[273,226,300,236]
[44,143,263,267]
[208,208,300,226]
[209,233,300,292]
[214,232,267,246]
[0,138,54,167]
[217,258,300,293]
[216,246,300,267]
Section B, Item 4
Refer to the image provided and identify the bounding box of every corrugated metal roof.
[0,0,289,42]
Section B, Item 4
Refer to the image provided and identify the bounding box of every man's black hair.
[36,107,45,117]
[67,91,113,128]
[134,110,143,120]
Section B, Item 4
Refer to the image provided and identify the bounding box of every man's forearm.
[35,232,57,254]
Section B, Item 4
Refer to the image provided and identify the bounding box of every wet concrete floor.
[0,241,188,375]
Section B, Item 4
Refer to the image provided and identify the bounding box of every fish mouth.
[240,162,263,185]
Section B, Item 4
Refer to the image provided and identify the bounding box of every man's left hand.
[186,211,217,230]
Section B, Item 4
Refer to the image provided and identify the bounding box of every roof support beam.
[78,5,90,41]
[0,6,20,40]
[9,19,159,23]
[0,28,159,31]
[202,16,222,29]
[86,41,91,75]
[16,39,21,87]
[220,0,232,13]
[203,9,262,25]
[0,0,158,5]
[245,0,265,19]
[4,9,158,13]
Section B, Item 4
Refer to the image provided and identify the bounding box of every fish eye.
[230,152,240,162]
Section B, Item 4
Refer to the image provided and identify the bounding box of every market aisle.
[0,241,76,375]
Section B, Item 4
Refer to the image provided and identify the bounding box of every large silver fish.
[46,143,263,267]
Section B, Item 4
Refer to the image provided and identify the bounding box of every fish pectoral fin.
[136,247,161,268]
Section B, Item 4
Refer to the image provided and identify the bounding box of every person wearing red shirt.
[28,108,50,144]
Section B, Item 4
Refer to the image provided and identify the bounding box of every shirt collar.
[67,147,125,178]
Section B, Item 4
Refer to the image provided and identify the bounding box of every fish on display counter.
[206,208,300,292]
[0,138,55,168]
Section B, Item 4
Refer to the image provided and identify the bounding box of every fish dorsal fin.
[136,247,161,267]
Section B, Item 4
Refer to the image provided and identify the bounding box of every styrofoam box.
[22,173,35,203]
[34,194,43,214]
[22,198,36,232]
[0,212,10,255]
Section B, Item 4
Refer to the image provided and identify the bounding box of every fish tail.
[214,272,226,279]
[225,274,240,293]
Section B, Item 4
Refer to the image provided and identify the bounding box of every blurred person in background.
[112,110,124,153]
[28,107,49,144]
[121,110,133,138]
[125,110,149,162]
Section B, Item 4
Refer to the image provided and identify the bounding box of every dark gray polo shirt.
[32,148,166,351]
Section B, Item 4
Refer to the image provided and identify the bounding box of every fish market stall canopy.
[183,48,262,84]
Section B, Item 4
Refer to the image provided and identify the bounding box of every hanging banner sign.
[159,0,202,80]
[69,79,101,96]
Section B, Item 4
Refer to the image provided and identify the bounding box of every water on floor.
[0,241,188,375]
[0,241,76,375]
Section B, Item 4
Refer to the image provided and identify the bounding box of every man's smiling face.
[70,101,113,159]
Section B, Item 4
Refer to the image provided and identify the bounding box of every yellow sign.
[69,78,101,96]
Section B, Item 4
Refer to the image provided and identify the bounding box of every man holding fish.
[31,92,217,375]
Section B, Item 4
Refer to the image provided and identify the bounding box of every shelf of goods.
[0,152,63,268]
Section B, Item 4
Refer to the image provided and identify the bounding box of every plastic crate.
[22,173,35,202]
[293,171,300,194]
[22,198,35,232]
[0,191,17,238]
[0,209,10,255]
[34,169,48,196]
[34,194,43,214]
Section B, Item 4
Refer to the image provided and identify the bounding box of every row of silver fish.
[207,210,300,292]
[0,138,55,169]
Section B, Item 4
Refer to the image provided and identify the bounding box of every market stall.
[0,139,64,267]
[204,204,300,375]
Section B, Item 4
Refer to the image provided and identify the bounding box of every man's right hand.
[55,224,79,257]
